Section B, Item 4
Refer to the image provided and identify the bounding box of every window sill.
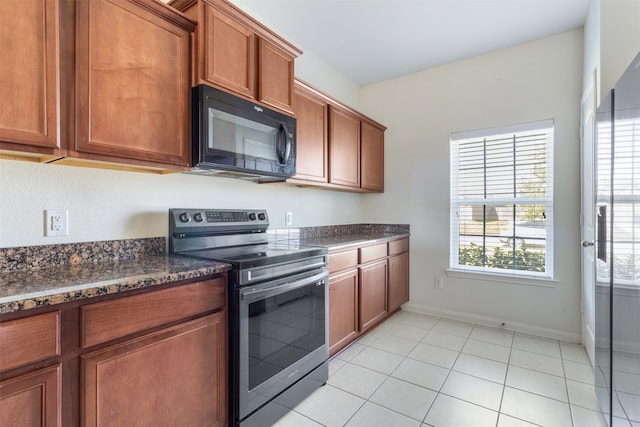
[446,268,558,288]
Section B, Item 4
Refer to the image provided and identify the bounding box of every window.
[450,120,554,279]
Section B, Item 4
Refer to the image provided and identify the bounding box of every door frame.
[580,69,598,365]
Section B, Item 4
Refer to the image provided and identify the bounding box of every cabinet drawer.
[388,238,409,256]
[359,242,388,264]
[328,249,358,273]
[81,278,226,348]
[0,311,60,371]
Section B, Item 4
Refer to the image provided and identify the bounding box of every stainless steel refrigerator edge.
[594,50,640,426]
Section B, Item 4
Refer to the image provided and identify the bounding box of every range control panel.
[169,208,269,236]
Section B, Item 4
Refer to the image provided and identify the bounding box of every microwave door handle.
[276,123,292,165]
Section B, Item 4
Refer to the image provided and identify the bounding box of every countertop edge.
[306,232,411,252]
[0,257,231,315]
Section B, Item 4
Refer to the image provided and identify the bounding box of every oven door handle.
[240,269,328,302]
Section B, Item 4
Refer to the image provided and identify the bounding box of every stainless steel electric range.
[169,208,329,427]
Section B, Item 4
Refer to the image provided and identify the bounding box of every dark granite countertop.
[0,255,229,314]
[298,232,410,250]
[0,238,230,314]
[267,224,410,251]
[1,225,409,315]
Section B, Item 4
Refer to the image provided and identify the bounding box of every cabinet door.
[204,5,255,99]
[0,364,62,427]
[329,269,359,356]
[388,252,409,312]
[258,39,295,114]
[75,0,192,167]
[0,0,60,151]
[292,83,329,183]
[361,120,385,192]
[329,106,361,188]
[82,312,227,427]
[359,260,388,332]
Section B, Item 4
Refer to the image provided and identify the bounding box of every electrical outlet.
[45,209,68,237]
[285,211,293,226]
[434,276,444,289]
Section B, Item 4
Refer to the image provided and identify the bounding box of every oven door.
[237,268,328,421]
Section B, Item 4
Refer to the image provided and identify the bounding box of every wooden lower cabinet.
[82,312,226,427]
[359,260,388,333]
[328,269,359,355]
[328,238,409,356]
[388,252,410,313]
[0,364,62,427]
[0,276,227,426]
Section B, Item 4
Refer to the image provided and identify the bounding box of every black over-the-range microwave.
[190,84,296,182]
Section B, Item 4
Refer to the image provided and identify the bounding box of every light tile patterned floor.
[273,310,637,427]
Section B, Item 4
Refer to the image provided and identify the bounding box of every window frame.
[449,119,555,280]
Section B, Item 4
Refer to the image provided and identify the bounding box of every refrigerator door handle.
[597,205,607,262]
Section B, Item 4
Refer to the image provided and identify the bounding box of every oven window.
[247,284,325,390]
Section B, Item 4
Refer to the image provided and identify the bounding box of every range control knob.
[179,212,191,223]
[193,212,204,222]
[258,213,266,221]
[249,213,257,221]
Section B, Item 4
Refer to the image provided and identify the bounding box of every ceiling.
[234,0,591,86]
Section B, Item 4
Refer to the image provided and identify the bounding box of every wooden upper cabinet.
[329,105,361,188]
[259,38,296,114]
[291,81,329,183]
[203,6,255,99]
[361,120,385,192]
[71,0,195,169]
[287,79,386,192]
[174,0,300,115]
[0,0,62,160]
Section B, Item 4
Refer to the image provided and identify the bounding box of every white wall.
[600,0,640,95]
[359,30,584,342]
[0,159,364,247]
[584,0,640,104]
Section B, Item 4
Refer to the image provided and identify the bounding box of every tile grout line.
[495,331,513,427]
[302,312,609,427]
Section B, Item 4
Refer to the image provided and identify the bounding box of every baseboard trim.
[402,302,581,343]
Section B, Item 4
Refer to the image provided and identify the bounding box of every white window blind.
[450,120,554,278]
